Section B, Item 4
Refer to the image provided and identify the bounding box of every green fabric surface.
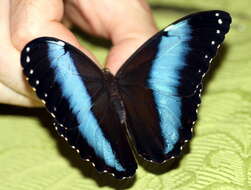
[0,0,250,189]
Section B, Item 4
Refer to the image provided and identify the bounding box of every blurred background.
[0,0,251,189]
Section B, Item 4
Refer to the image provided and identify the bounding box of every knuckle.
[11,23,38,50]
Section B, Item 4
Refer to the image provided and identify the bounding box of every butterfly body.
[21,10,231,179]
[103,69,127,124]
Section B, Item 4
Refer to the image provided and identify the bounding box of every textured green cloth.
[0,0,250,189]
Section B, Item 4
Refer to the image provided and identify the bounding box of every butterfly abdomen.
[103,69,127,124]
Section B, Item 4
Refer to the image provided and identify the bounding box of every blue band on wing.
[148,20,191,153]
[47,42,125,172]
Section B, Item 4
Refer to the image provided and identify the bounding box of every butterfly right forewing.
[117,10,231,162]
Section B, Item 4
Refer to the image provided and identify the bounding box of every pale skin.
[0,0,158,107]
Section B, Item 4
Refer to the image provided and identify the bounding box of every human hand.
[0,0,158,107]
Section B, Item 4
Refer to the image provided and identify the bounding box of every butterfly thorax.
[103,69,126,124]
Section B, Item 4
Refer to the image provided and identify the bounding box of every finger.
[106,31,158,75]
[10,0,97,60]
[0,82,42,107]
[0,1,35,100]
[104,0,158,74]
[64,0,158,74]
[64,1,96,36]
[10,0,80,50]
[108,0,158,45]
[0,0,11,45]
[65,0,158,40]
[0,46,37,100]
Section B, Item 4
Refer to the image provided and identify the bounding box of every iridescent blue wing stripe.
[46,41,125,172]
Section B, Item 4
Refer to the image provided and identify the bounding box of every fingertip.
[0,82,43,107]
[11,20,79,50]
[106,27,158,74]
[11,19,98,63]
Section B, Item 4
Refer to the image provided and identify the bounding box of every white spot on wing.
[29,69,34,75]
[216,29,221,34]
[164,24,178,31]
[35,80,39,85]
[57,41,65,46]
[26,47,30,52]
[218,19,223,24]
[211,41,215,45]
[26,56,30,63]
[215,13,220,17]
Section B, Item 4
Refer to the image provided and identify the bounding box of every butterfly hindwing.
[117,10,231,161]
[21,37,137,178]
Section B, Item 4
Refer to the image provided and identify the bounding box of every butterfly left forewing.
[21,37,137,179]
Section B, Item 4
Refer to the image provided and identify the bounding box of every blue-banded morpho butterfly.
[21,10,231,179]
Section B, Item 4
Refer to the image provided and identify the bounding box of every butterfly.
[21,10,231,179]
